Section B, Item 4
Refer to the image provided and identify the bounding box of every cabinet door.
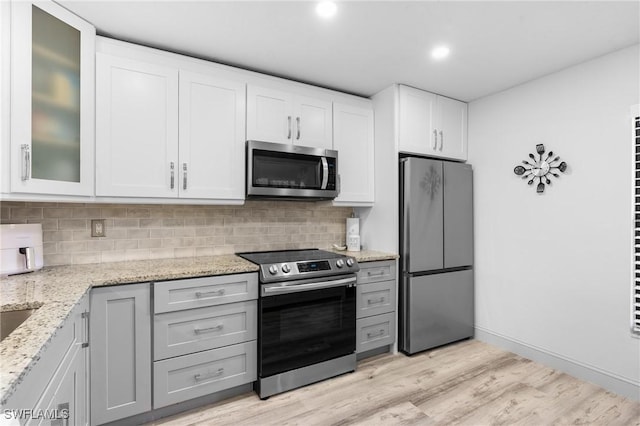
[10,1,95,196]
[33,346,84,426]
[246,85,293,144]
[398,85,436,155]
[95,53,179,197]
[91,283,151,425]
[332,102,374,205]
[292,95,332,149]
[436,96,468,160]
[179,70,245,200]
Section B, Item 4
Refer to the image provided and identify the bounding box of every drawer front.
[356,280,396,319]
[356,260,396,284]
[356,312,396,353]
[154,273,258,313]
[153,341,257,408]
[154,301,257,360]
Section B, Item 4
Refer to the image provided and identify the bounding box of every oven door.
[259,275,356,378]
[247,140,338,199]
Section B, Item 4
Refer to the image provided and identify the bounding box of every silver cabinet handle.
[21,144,31,181]
[439,130,444,151]
[183,163,188,190]
[432,129,438,150]
[81,311,90,348]
[194,324,223,334]
[367,270,386,276]
[367,297,385,305]
[195,288,225,298]
[194,368,224,382]
[366,329,386,339]
[170,162,175,189]
[296,116,301,140]
[287,116,292,139]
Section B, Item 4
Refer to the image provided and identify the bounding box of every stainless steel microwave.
[246,140,339,200]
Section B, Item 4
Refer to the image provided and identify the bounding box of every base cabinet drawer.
[155,273,258,313]
[153,341,257,408]
[356,279,396,319]
[154,301,257,360]
[356,260,396,284]
[356,312,396,353]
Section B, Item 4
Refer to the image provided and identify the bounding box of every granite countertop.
[0,254,258,405]
[330,249,398,263]
[0,249,397,405]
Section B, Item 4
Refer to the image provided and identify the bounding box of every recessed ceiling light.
[316,1,337,19]
[431,46,451,60]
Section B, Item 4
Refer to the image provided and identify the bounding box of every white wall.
[468,45,640,398]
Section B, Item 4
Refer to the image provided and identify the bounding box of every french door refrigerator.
[399,156,474,355]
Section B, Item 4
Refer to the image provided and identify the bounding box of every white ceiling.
[59,1,640,102]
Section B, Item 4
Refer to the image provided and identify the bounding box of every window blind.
[634,104,640,336]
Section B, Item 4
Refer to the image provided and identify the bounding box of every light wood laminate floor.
[149,340,639,425]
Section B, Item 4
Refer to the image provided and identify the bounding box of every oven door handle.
[262,276,356,296]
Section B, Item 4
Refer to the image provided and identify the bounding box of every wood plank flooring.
[148,340,639,426]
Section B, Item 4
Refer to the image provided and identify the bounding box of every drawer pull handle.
[367,297,385,305]
[366,329,386,339]
[195,289,226,298]
[194,368,224,382]
[194,324,223,334]
[367,271,386,276]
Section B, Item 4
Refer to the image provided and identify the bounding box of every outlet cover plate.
[91,219,106,237]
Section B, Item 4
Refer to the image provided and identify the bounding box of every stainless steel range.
[237,249,359,399]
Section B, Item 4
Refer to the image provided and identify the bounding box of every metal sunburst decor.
[513,144,567,193]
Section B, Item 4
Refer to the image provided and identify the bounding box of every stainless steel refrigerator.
[399,156,474,355]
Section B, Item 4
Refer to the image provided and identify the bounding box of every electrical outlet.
[91,219,106,237]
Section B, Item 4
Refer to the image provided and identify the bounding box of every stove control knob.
[281,264,291,273]
[336,259,345,268]
[268,265,278,275]
[346,258,354,267]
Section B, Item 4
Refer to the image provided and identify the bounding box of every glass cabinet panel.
[31,5,81,182]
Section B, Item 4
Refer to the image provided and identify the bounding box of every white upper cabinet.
[247,85,332,149]
[9,0,95,196]
[333,102,375,206]
[178,71,246,200]
[96,54,179,198]
[95,40,246,202]
[398,85,468,161]
[398,86,436,155]
[435,95,468,160]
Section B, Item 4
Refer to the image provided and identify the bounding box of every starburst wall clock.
[513,144,567,193]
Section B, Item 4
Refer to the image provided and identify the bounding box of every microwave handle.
[320,157,329,190]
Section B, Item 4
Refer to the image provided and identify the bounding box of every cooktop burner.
[237,249,359,283]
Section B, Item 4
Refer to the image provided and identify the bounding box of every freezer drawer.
[400,269,473,355]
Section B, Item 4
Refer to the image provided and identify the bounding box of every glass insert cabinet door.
[10,1,95,195]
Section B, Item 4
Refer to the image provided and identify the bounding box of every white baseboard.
[475,327,640,401]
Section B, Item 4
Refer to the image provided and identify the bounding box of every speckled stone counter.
[331,249,398,263]
[0,254,258,404]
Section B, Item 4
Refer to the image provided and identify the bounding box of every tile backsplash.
[1,201,353,266]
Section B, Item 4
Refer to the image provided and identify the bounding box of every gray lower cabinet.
[355,260,397,355]
[152,273,258,409]
[90,283,151,425]
[153,341,257,408]
[2,293,89,426]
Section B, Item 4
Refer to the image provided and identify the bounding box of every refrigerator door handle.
[401,159,411,272]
